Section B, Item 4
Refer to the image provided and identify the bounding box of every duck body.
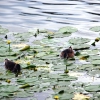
[60,46,74,59]
[5,59,21,77]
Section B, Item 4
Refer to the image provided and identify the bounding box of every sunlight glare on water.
[0,0,100,32]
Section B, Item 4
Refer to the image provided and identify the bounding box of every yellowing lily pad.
[73,93,90,100]
[12,44,30,51]
[20,45,30,51]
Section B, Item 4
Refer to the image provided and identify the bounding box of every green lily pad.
[80,49,99,55]
[36,52,46,57]
[54,93,74,100]
[91,60,100,65]
[77,64,93,70]
[53,32,71,38]
[0,51,18,57]
[89,70,100,76]
[90,55,100,60]
[60,93,74,100]
[41,54,59,60]
[58,26,77,34]
[0,85,18,93]
[58,76,77,81]
[49,74,62,79]
[69,37,90,44]
[73,44,90,50]
[0,73,15,80]
[15,91,33,97]
[0,92,9,97]
[17,77,38,84]
[85,85,100,92]
[90,26,100,32]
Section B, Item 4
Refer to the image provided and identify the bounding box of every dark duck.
[5,59,21,77]
[60,46,74,59]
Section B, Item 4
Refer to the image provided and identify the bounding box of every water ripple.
[0,0,100,30]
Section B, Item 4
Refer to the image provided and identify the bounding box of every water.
[0,0,100,100]
[0,0,100,31]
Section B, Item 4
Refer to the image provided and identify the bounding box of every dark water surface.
[0,0,100,100]
[0,0,100,31]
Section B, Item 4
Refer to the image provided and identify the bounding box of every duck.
[60,46,74,59]
[5,59,21,77]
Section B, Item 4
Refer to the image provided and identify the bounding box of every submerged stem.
[9,44,10,52]
[66,65,67,70]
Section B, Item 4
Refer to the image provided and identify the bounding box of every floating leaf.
[36,52,46,57]
[77,64,93,70]
[15,91,33,97]
[90,26,100,32]
[73,44,90,50]
[69,37,90,44]
[91,60,100,65]
[0,92,9,98]
[58,26,77,34]
[80,55,89,60]
[80,49,99,55]
[0,85,18,93]
[57,93,74,100]
[17,77,38,84]
[20,83,31,88]
[58,76,77,81]
[27,65,36,69]
[73,93,90,100]
[89,55,100,60]
[20,45,30,51]
[53,32,71,38]
[85,85,100,92]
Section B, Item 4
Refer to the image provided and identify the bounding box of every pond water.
[0,0,100,100]
[0,0,100,32]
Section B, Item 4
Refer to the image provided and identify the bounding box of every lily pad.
[58,76,77,81]
[55,93,74,100]
[17,77,38,84]
[73,44,90,50]
[85,85,100,92]
[0,85,19,93]
[20,45,30,51]
[58,26,77,34]
[69,37,90,44]
[90,26,100,32]
[53,32,71,38]
[73,93,90,100]
[15,91,33,97]
[80,49,99,55]
[91,60,100,65]
[89,55,100,60]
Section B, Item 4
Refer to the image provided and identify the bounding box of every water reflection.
[0,0,100,30]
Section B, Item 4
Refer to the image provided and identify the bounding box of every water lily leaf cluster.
[0,25,100,100]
